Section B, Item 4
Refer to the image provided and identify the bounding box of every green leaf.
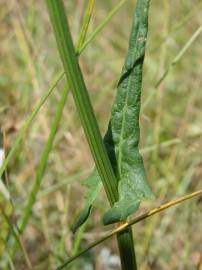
[73,0,154,228]
[72,169,102,233]
[71,206,92,234]
[103,0,153,224]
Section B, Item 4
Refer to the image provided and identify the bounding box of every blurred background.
[0,0,202,269]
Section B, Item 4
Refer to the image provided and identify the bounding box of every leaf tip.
[71,205,92,234]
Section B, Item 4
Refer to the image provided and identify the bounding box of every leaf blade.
[72,169,102,233]
[74,0,154,228]
[103,0,153,224]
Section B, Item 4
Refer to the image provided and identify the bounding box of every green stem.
[117,228,137,270]
[47,0,118,204]
[46,1,136,269]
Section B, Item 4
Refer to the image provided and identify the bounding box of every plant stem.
[142,24,202,112]
[46,0,118,205]
[117,228,137,270]
[46,1,136,269]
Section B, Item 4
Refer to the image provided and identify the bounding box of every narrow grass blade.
[142,24,202,111]
[155,24,202,88]
[76,0,94,51]
[78,0,127,54]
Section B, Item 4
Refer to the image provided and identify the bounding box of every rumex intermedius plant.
[1,0,202,269]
